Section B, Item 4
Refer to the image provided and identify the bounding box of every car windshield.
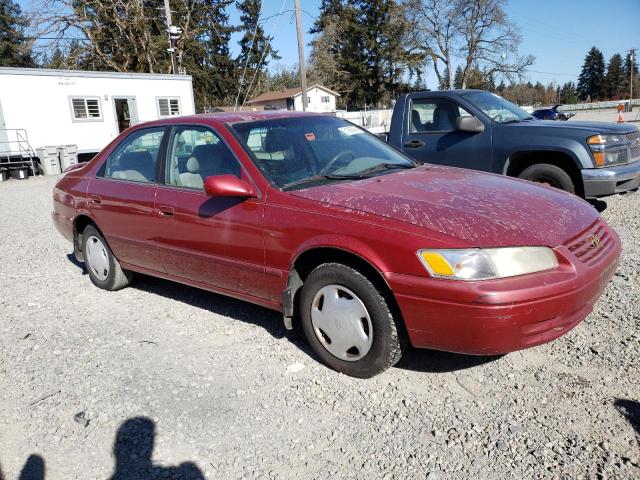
[461,91,534,124]
[229,116,415,190]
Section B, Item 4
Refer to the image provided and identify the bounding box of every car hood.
[290,166,599,247]
[513,119,636,134]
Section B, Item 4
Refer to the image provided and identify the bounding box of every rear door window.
[101,128,165,183]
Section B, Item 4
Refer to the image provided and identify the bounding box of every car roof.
[137,110,327,129]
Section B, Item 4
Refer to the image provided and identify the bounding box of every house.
[0,67,195,158]
[246,84,339,113]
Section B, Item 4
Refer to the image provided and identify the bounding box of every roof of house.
[246,84,340,104]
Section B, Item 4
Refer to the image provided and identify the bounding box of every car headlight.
[587,134,630,167]
[417,247,558,280]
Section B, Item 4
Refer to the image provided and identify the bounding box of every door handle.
[404,140,425,149]
[89,195,101,204]
[157,205,174,217]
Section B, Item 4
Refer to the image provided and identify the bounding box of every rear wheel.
[518,163,575,194]
[299,263,405,378]
[82,225,133,291]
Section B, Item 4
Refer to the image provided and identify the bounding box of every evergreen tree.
[453,66,464,89]
[559,82,578,104]
[236,0,280,104]
[577,47,606,101]
[0,0,34,67]
[605,53,625,99]
[309,0,421,109]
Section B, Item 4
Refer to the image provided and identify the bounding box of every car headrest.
[119,151,153,171]
[191,144,219,160]
[433,105,457,129]
[186,156,199,173]
[411,110,423,130]
[264,129,290,153]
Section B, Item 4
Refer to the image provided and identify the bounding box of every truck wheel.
[299,263,405,378]
[518,164,575,194]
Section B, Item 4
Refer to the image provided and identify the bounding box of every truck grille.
[565,220,613,266]
[628,131,640,161]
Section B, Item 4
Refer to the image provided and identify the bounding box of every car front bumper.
[386,220,621,355]
[582,160,640,198]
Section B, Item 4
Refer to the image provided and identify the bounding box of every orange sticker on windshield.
[305,132,316,141]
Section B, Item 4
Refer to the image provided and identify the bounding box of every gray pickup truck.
[387,90,640,198]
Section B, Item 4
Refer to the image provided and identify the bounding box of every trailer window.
[157,98,181,117]
[70,97,102,121]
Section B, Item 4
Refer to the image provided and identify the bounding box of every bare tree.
[405,0,534,89]
[405,0,456,89]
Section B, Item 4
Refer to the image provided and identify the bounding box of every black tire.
[81,225,133,291]
[299,263,405,378]
[518,163,575,194]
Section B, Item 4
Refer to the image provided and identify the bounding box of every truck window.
[409,98,471,133]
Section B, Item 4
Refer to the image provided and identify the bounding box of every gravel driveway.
[0,175,638,480]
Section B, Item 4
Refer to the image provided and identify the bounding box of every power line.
[240,0,289,108]
[234,0,264,111]
[527,69,579,77]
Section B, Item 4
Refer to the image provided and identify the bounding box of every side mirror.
[204,175,257,198]
[456,116,485,133]
[376,132,389,142]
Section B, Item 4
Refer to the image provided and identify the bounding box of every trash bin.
[57,145,78,171]
[10,166,29,180]
[36,146,62,175]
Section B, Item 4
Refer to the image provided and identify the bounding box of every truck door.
[401,95,493,172]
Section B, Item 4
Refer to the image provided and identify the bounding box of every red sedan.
[52,112,621,378]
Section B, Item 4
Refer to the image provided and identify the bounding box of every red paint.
[52,112,622,355]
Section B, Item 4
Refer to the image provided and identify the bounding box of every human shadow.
[110,417,204,480]
[614,399,640,436]
[17,455,45,480]
[395,346,503,373]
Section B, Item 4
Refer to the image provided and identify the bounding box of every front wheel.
[82,225,133,291]
[299,263,405,378]
[518,163,575,194]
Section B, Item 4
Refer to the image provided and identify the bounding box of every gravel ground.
[0,175,639,480]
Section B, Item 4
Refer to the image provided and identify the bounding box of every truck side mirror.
[456,116,485,133]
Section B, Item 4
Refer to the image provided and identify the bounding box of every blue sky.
[19,0,640,88]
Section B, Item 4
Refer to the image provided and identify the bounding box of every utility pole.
[294,0,308,111]
[164,0,179,75]
[630,49,636,103]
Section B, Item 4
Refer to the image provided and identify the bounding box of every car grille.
[565,220,614,266]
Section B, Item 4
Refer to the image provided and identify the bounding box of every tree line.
[1,0,637,111]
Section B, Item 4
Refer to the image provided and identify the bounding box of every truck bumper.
[581,161,640,198]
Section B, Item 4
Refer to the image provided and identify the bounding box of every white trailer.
[0,67,195,157]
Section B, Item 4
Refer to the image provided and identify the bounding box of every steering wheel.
[319,151,355,176]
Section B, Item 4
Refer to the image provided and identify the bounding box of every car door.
[154,125,268,299]
[401,95,493,171]
[88,126,167,272]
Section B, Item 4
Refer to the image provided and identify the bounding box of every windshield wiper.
[282,174,362,190]
[353,162,416,176]
[282,163,415,191]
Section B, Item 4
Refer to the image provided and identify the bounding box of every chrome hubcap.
[310,284,373,361]
[85,235,110,281]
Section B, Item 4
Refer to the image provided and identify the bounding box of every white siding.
[293,86,336,112]
[0,69,195,153]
